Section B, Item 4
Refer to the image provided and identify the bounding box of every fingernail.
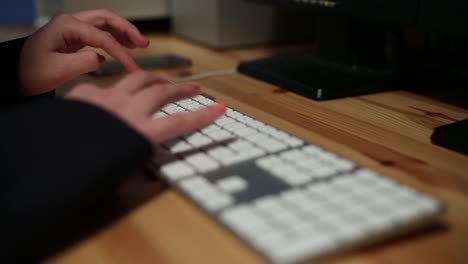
[187,83,201,93]
[143,38,150,47]
[214,102,227,112]
[188,82,200,89]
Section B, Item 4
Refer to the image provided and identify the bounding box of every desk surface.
[49,34,468,264]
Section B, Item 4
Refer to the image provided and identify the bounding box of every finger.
[41,51,105,89]
[62,17,139,72]
[74,9,149,48]
[128,83,201,116]
[98,21,148,49]
[110,28,137,49]
[98,25,137,49]
[149,104,226,143]
[113,71,167,94]
[56,51,106,81]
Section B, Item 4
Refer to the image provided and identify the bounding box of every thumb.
[59,51,106,80]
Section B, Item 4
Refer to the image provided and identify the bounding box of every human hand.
[19,9,149,96]
[65,71,226,144]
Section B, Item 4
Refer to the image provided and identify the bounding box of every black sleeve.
[0,98,153,262]
[0,37,28,108]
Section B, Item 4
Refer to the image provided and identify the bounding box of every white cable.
[170,69,237,83]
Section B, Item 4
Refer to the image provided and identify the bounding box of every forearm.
[0,98,153,262]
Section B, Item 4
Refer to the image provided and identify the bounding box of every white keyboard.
[149,95,443,264]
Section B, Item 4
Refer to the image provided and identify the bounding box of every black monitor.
[239,0,468,155]
[238,0,468,100]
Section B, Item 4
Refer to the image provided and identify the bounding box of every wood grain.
[48,34,468,264]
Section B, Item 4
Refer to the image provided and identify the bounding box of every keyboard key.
[217,175,248,193]
[164,106,186,114]
[199,98,216,106]
[270,130,291,140]
[302,145,323,156]
[205,129,234,142]
[245,132,270,143]
[258,125,278,135]
[187,104,206,111]
[255,198,298,225]
[255,139,288,153]
[191,95,206,102]
[255,155,285,170]
[333,158,355,171]
[223,122,247,132]
[219,150,264,166]
[162,103,178,112]
[254,196,287,213]
[168,141,193,154]
[215,116,237,127]
[245,119,264,129]
[185,153,220,173]
[179,176,211,190]
[271,164,299,180]
[185,133,213,148]
[201,195,234,211]
[233,127,258,137]
[236,115,254,124]
[282,173,313,186]
[227,139,255,152]
[281,189,313,206]
[225,109,244,119]
[152,111,168,119]
[179,177,233,211]
[161,161,195,181]
[280,149,306,161]
[270,234,336,264]
[201,124,222,134]
[284,136,304,147]
[175,99,194,107]
[221,205,268,234]
[207,146,235,160]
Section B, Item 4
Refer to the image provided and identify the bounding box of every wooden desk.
[49,34,468,264]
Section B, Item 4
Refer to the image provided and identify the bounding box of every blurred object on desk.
[171,0,315,48]
[64,0,170,21]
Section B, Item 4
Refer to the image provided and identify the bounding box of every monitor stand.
[238,16,401,100]
[238,15,468,154]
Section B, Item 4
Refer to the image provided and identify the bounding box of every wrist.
[0,36,30,108]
